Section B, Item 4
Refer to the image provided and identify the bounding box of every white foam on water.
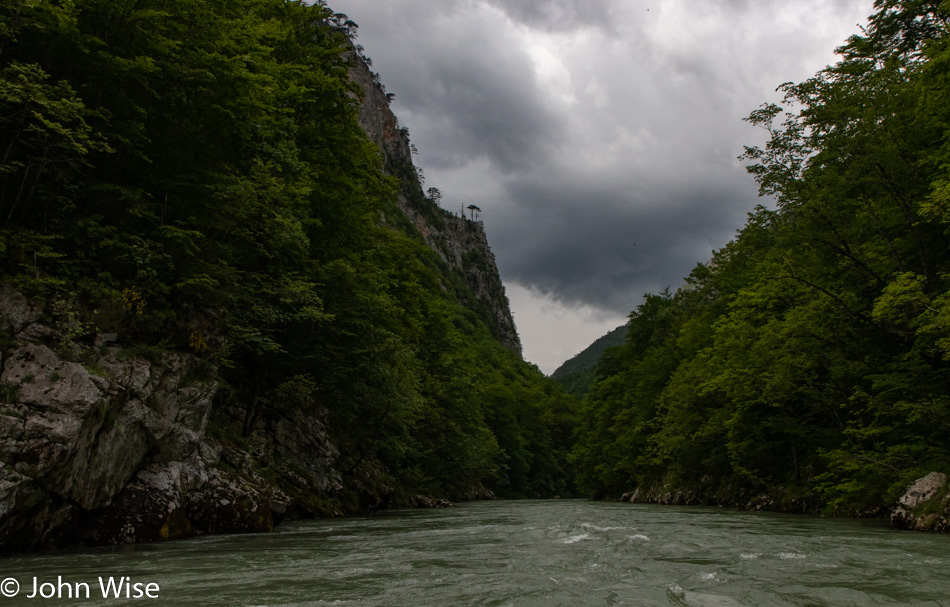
[331,567,375,578]
[776,552,806,560]
[739,553,761,560]
[580,523,630,532]
[627,534,650,541]
[563,533,591,544]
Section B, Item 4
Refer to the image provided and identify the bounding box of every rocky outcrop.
[0,286,339,551]
[346,48,521,355]
[619,473,950,528]
[619,484,816,514]
[623,486,706,507]
[890,472,950,532]
[408,495,454,509]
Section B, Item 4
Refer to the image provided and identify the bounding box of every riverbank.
[616,471,950,533]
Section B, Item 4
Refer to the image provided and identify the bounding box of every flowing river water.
[2,500,949,606]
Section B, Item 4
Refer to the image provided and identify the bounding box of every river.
[1,500,948,606]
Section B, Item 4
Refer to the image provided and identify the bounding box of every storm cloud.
[330,0,875,372]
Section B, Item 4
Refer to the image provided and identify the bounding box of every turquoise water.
[1,500,948,605]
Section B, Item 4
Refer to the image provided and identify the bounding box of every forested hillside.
[0,0,577,549]
[572,0,950,515]
[552,324,627,397]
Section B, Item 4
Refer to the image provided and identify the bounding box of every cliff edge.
[346,48,521,355]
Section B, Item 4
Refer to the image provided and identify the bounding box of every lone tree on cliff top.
[467,204,481,221]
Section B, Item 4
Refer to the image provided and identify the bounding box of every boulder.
[890,472,950,532]
[899,472,947,509]
[0,284,42,334]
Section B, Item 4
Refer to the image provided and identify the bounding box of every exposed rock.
[409,495,455,509]
[347,48,521,355]
[899,472,947,509]
[19,323,54,343]
[744,494,776,512]
[620,482,817,515]
[0,332,210,549]
[890,472,950,532]
[461,484,496,501]
[2,344,101,413]
[94,332,117,347]
[0,284,42,334]
[265,412,340,494]
[80,457,292,545]
[0,284,341,551]
[624,485,703,507]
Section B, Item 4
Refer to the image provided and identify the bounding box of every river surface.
[2,500,949,606]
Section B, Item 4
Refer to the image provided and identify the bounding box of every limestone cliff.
[0,284,342,551]
[346,49,522,355]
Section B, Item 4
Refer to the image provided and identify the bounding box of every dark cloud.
[490,175,759,313]
[345,1,561,173]
[401,46,560,173]
[329,0,876,369]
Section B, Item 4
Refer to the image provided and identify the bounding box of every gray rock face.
[899,472,947,509]
[0,284,42,333]
[3,344,101,414]
[891,472,950,532]
[347,48,522,355]
[0,286,340,551]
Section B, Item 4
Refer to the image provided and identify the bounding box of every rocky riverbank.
[619,484,818,515]
[0,284,480,552]
[889,472,949,532]
[616,471,950,532]
[0,284,319,551]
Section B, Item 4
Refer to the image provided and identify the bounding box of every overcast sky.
[328,0,877,374]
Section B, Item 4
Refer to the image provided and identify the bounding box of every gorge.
[2,0,950,566]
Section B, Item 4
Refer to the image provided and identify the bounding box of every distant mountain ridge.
[551,324,628,396]
[552,324,628,377]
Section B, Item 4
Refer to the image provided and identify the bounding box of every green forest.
[0,0,577,509]
[3,0,950,525]
[572,0,950,514]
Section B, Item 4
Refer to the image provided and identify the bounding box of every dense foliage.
[0,0,577,506]
[573,0,950,514]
